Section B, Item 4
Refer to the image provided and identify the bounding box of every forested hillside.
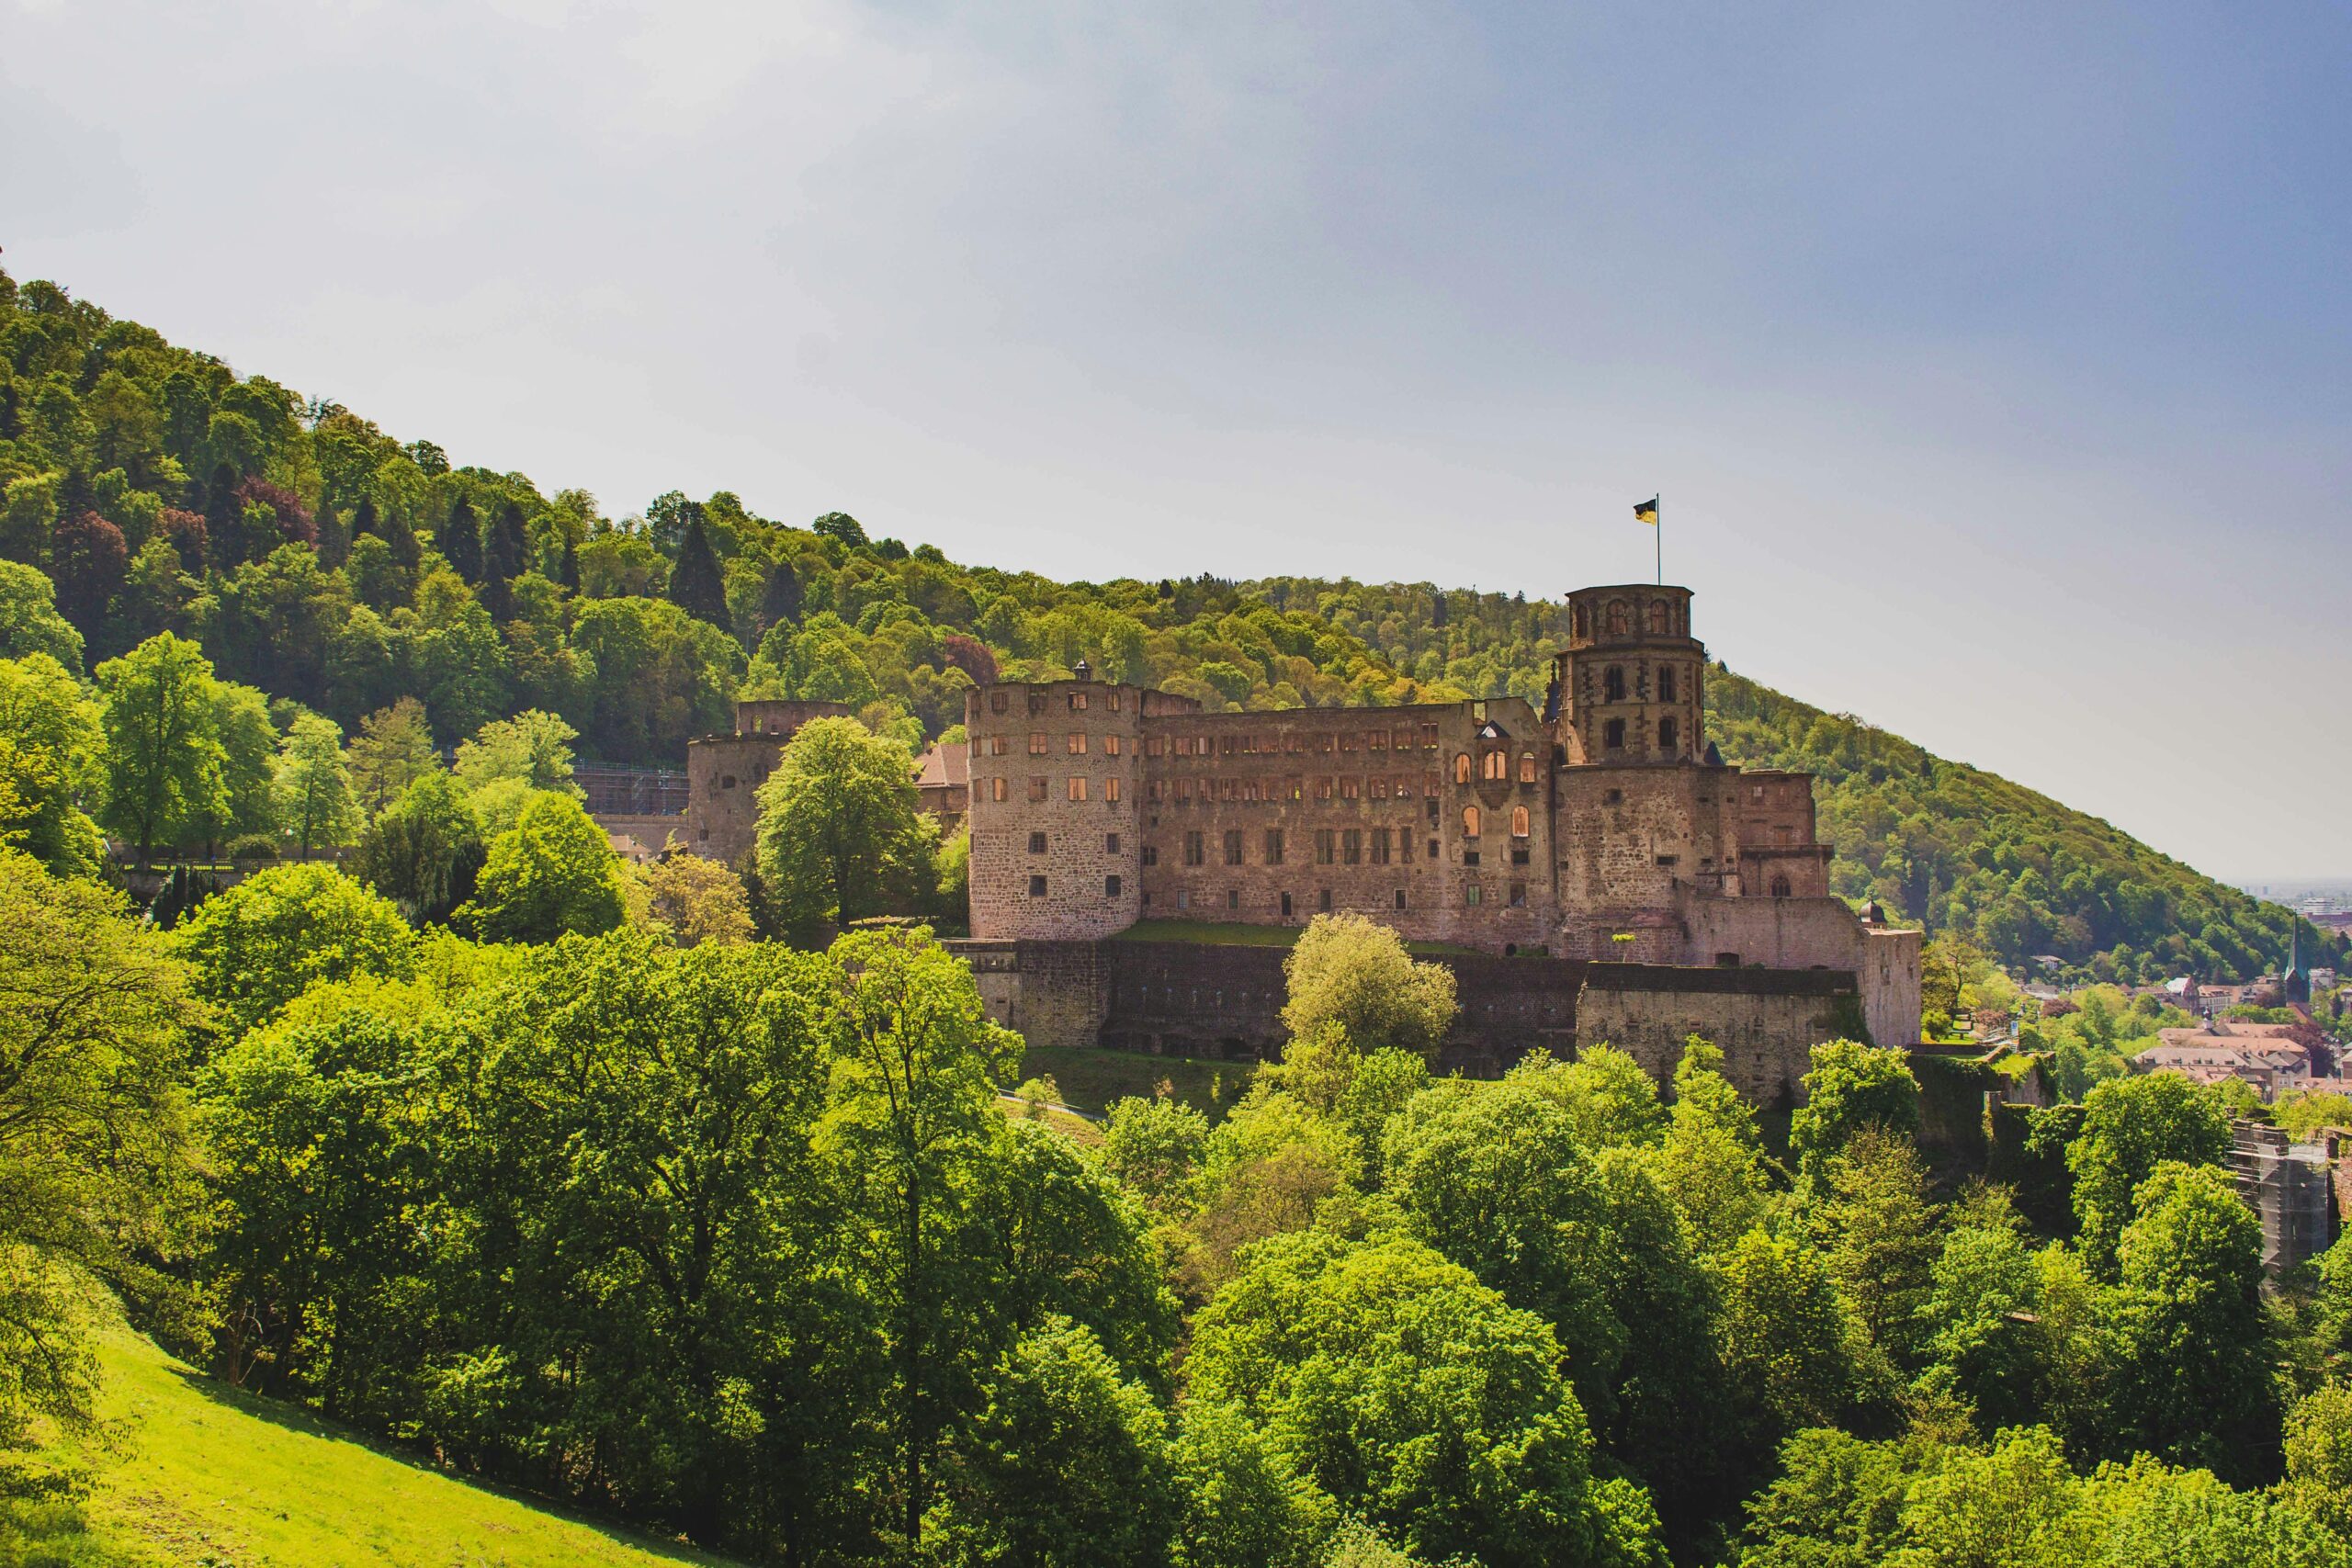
[0,265,2332,983]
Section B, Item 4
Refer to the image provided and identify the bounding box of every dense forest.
[0,261,2335,989]
[11,265,2352,1566]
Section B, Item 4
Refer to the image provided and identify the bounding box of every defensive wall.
[683,700,854,868]
[947,934,1877,1105]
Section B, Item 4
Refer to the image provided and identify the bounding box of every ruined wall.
[1136,699,1554,953]
[1554,765,1735,961]
[1681,895,1922,1048]
[965,681,1159,940]
[682,700,852,868]
[953,938,1115,1051]
[1574,965,1864,1108]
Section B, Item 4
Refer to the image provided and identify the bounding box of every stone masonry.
[959,583,1923,1088]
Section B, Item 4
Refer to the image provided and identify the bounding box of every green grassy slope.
[36,1323,735,1568]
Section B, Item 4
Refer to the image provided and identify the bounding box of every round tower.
[965,672,1147,940]
[1550,584,1705,766]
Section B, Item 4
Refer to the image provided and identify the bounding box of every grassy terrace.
[1017,1043,1253,1123]
[28,1320,735,1567]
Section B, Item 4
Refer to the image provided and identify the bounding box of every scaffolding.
[575,761,688,818]
[2231,1120,2338,1275]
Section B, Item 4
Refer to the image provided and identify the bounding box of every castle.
[956,584,1922,1103]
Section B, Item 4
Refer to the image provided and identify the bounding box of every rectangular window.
[1105,833,1121,853]
[1319,734,1336,752]
[1369,730,1386,750]
[1184,831,1204,866]
[989,736,1009,756]
[1106,874,1122,898]
[1287,776,1304,801]
[1070,691,1088,710]
[1110,691,1122,712]
[1104,734,1121,756]
[1340,777,1361,799]
[1069,776,1088,801]
[1029,875,1047,897]
[991,691,1009,714]
[1420,724,1439,748]
[1394,888,1406,909]
[1227,888,1239,909]
[1316,777,1334,800]
[1319,888,1333,912]
[1177,890,1192,909]
[1028,693,1046,716]
[1464,884,1483,906]
[1028,777,1048,803]
[1284,734,1304,753]
[991,778,1009,802]
[1400,828,1414,863]
[1370,829,1390,865]
[1264,829,1284,864]
[1029,832,1047,854]
[1371,777,1388,798]
[1105,777,1121,802]
[1142,843,1159,865]
[1220,735,1236,756]
[1147,735,1164,755]
[1148,780,1163,802]
[1340,733,1360,752]
[1177,779,1193,802]
[1510,882,1527,907]
[1224,830,1244,866]
[1316,829,1336,865]
[1069,733,1087,754]
[1341,829,1362,864]
[1029,733,1047,755]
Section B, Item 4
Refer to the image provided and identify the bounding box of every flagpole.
[1655,495,1662,586]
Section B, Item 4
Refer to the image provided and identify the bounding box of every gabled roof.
[914,742,968,789]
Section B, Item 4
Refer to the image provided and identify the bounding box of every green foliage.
[94,632,226,865]
[0,558,84,669]
[1713,1229,1859,1458]
[455,792,627,943]
[1789,1039,1921,1192]
[0,851,199,1455]
[753,716,930,938]
[2066,1074,2232,1275]
[2283,1383,2352,1537]
[347,771,485,925]
[452,707,582,797]
[1278,912,1458,1057]
[929,1317,1182,1568]
[1186,1230,1651,1568]
[273,711,356,856]
[0,651,105,874]
[1658,1039,1776,1255]
[171,862,416,1035]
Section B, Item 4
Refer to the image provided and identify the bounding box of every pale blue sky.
[6,1,2346,878]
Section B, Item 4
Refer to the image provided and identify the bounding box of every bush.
[226,831,280,865]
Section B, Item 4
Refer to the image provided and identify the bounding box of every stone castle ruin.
[955,584,1921,1105]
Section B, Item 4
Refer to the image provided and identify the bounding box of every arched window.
[1646,599,1670,634]
[1571,603,1589,639]
[1658,665,1677,703]
[1462,805,1482,837]
[1603,666,1625,702]
[1482,750,1506,781]
[1453,752,1473,784]
[1770,874,1792,898]
[1658,716,1679,752]
[1518,751,1537,784]
[1510,806,1530,837]
[1603,717,1625,750]
[1605,599,1629,636]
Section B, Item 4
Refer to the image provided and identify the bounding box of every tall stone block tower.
[965,669,1156,940]
[1551,584,1705,766]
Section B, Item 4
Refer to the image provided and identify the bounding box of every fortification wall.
[682,701,852,869]
[955,939,1115,1051]
[1574,965,1862,1108]
[1135,699,1553,953]
[1681,894,1922,1048]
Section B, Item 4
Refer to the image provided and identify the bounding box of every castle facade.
[960,584,1922,1082]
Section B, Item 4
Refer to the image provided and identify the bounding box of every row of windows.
[1452,750,1540,784]
[985,776,1125,803]
[990,689,1125,715]
[1572,596,1682,639]
[992,732,1128,757]
[1148,725,1442,758]
[1599,716,1680,751]
[1021,879,1531,910]
[1599,664,1682,704]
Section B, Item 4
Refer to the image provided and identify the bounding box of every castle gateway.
[956,584,1920,1104]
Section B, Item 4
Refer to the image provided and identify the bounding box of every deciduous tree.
[755,716,930,939]
[96,631,227,867]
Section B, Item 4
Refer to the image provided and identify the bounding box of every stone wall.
[956,936,1867,1104]
[1683,894,1922,1048]
[1134,698,1555,953]
[1573,964,1863,1108]
[683,701,852,869]
[1554,765,1734,960]
[965,681,1160,940]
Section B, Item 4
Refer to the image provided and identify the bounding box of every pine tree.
[759,558,802,630]
[558,538,581,594]
[669,516,729,628]
[489,500,529,583]
[204,463,244,569]
[441,498,483,583]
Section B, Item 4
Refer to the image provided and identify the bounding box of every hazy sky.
[6,1,2347,881]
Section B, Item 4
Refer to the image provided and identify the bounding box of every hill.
[14,1319,734,1567]
[0,265,2335,985]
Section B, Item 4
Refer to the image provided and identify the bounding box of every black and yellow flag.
[1634,497,1659,526]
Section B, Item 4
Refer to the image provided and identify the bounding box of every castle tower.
[965,670,1149,940]
[1550,585,1705,767]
